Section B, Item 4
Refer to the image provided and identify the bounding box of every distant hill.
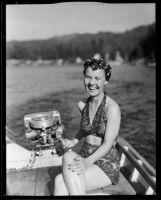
[6,23,155,62]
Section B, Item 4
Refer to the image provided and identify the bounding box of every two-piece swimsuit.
[75,93,120,185]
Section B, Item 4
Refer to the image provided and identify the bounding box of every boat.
[6,110,156,196]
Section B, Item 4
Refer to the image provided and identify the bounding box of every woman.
[54,58,121,195]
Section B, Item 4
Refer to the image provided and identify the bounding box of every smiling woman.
[83,58,111,98]
[54,58,121,195]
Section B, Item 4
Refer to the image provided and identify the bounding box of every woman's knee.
[62,150,78,165]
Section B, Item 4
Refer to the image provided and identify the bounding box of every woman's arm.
[85,102,121,166]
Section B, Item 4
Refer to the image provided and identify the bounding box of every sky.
[6,2,155,41]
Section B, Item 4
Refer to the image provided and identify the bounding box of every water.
[6,63,156,168]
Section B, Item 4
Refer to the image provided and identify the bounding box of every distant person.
[54,58,121,195]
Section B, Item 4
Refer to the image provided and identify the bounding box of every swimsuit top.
[76,93,107,140]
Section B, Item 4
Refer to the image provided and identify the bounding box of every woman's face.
[84,67,107,97]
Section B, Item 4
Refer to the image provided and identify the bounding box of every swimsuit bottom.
[79,141,120,185]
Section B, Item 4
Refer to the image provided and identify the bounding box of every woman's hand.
[68,157,90,175]
[62,139,74,148]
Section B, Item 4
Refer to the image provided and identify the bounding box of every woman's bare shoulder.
[105,95,121,116]
[78,100,85,112]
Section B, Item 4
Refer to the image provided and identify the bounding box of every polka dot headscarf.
[83,58,112,81]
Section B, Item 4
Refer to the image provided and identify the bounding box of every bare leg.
[85,164,112,194]
[54,173,69,196]
[62,150,86,195]
[56,150,113,195]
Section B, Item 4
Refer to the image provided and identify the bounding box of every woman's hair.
[83,58,112,81]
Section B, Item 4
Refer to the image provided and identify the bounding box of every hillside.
[6,23,155,62]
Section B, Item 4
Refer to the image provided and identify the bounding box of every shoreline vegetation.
[6,63,155,168]
[6,23,155,64]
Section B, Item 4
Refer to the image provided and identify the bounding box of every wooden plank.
[117,137,156,175]
[7,166,62,196]
[35,166,61,196]
[116,137,156,194]
[7,169,37,196]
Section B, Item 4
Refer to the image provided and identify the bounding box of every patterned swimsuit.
[76,94,120,185]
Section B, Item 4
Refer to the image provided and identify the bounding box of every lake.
[6,62,156,168]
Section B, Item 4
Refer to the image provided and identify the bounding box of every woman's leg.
[84,164,112,193]
[58,150,112,195]
[62,150,86,195]
[54,173,69,195]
